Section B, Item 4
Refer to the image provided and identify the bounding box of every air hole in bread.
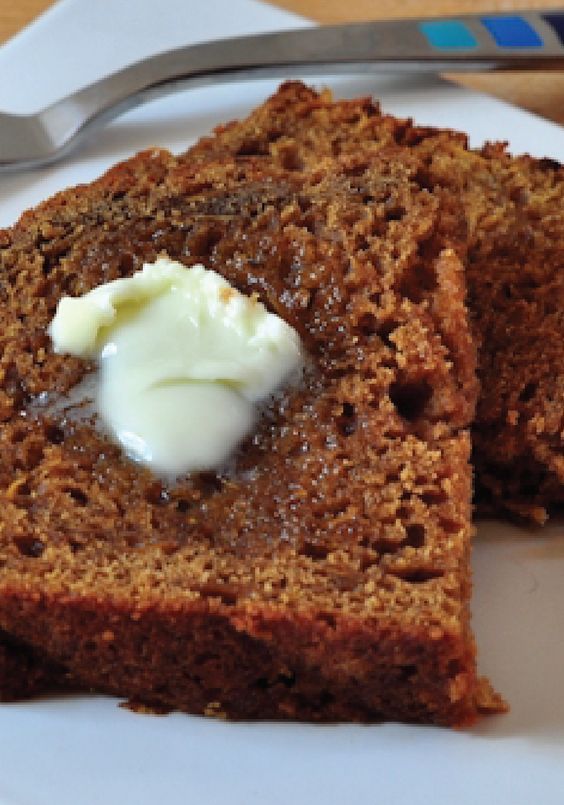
[4,365,27,408]
[197,472,224,496]
[15,537,45,558]
[389,378,432,422]
[357,311,378,337]
[421,489,448,506]
[372,538,402,556]
[518,382,536,403]
[9,426,27,444]
[336,402,357,437]
[392,567,444,584]
[197,582,239,605]
[447,658,463,676]
[385,204,406,222]
[66,487,88,507]
[117,252,135,276]
[277,144,303,171]
[317,612,337,629]
[254,672,296,690]
[235,137,266,157]
[376,317,398,347]
[342,160,368,177]
[277,671,296,688]
[414,167,436,192]
[189,226,221,258]
[300,540,329,560]
[399,664,417,679]
[43,422,64,445]
[438,517,462,535]
[397,261,437,303]
[404,524,426,549]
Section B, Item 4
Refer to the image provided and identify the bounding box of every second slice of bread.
[188,81,564,522]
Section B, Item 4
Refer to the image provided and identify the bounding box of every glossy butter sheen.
[49,257,303,479]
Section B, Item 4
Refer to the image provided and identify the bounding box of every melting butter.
[49,257,303,479]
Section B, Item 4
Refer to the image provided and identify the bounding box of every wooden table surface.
[1,0,563,125]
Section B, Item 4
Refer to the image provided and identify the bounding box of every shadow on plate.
[470,518,564,745]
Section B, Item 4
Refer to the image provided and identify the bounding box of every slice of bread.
[187,81,564,522]
[0,133,485,724]
[415,140,564,523]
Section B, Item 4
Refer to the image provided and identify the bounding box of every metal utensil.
[1,10,563,171]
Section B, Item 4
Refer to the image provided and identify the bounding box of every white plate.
[1,2,564,804]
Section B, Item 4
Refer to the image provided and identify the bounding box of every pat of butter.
[49,257,303,479]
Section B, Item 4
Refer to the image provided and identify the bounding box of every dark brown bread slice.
[186,81,564,522]
[413,140,564,523]
[0,137,484,724]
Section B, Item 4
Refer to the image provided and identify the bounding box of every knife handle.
[3,10,564,169]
